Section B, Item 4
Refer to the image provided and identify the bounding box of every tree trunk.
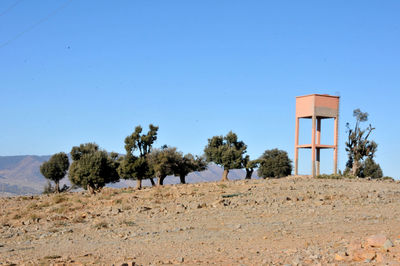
[55,181,60,193]
[87,184,95,194]
[179,174,186,184]
[221,169,229,181]
[245,169,253,179]
[158,176,165,186]
[352,161,360,176]
[149,178,156,186]
[136,179,142,190]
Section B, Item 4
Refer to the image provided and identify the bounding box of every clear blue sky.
[1,0,399,178]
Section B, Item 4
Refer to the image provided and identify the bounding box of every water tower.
[294,94,339,177]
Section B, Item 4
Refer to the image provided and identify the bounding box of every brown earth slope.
[1,176,400,265]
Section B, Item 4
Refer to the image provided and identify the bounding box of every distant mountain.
[0,155,259,196]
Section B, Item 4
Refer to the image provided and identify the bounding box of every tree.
[204,131,247,181]
[258,149,292,178]
[176,154,207,184]
[242,155,260,179]
[148,146,181,185]
[40,152,69,193]
[345,109,377,176]
[69,143,120,194]
[361,158,383,179]
[118,124,158,189]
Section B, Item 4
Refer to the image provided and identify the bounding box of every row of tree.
[40,125,292,193]
[40,108,385,194]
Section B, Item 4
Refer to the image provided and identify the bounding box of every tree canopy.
[242,155,260,179]
[148,146,181,185]
[204,131,247,181]
[40,152,69,193]
[118,124,158,189]
[257,149,292,178]
[69,143,120,193]
[176,153,207,184]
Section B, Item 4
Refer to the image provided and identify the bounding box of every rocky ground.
[1,176,400,265]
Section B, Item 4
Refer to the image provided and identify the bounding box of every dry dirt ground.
[1,176,400,265]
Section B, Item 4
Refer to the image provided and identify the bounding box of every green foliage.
[242,155,260,179]
[345,109,378,176]
[69,143,120,193]
[40,152,69,192]
[360,158,383,179]
[118,125,158,188]
[175,153,207,184]
[316,174,346,179]
[148,146,181,185]
[204,131,247,180]
[257,149,292,178]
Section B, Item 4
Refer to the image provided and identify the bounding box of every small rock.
[334,253,346,261]
[177,257,184,263]
[366,234,387,247]
[383,239,394,251]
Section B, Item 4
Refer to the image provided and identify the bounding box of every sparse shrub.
[316,173,355,179]
[44,255,61,260]
[122,220,136,226]
[113,198,123,204]
[12,213,22,220]
[258,149,292,178]
[361,158,383,179]
[217,184,227,189]
[29,213,42,222]
[94,221,108,229]
[316,174,344,179]
[53,194,67,204]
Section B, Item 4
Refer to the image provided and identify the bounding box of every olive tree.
[118,124,158,189]
[242,155,260,179]
[148,146,181,185]
[258,149,292,178]
[204,131,247,181]
[40,152,69,193]
[69,143,120,194]
[176,154,207,184]
[345,109,377,176]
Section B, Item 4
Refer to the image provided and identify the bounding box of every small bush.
[53,195,67,204]
[94,221,108,229]
[258,149,292,178]
[316,173,355,179]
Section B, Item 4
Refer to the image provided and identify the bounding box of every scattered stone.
[383,239,394,251]
[366,234,388,247]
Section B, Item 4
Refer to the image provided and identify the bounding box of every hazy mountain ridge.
[0,155,258,196]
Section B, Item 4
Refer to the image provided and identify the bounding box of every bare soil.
[1,176,400,265]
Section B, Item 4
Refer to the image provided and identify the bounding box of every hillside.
[0,155,255,196]
[1,177,400,264]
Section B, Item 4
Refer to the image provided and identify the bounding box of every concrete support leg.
[316,118,321,176]
[294,117,299,175]
[311,115,316,177]
[333,116,339,174]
